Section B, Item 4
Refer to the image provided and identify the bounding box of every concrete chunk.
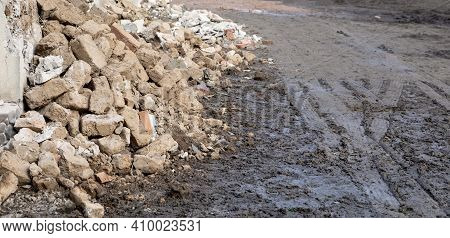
[13,128,38,143]
[120,107,152,148]
[120,107,139,132]
[36,0,58,13]
[70,34,107,70]
[35,122,68,143]
[136,134,178,156]
[81,114,124,137]
[35,33,76,70]
[12,141,41,163]
[80,20,111,38]
[139,95,156,111]
[0,172,18,205]
[122,51,149,82]
[67,110,81,137]
[70,187,104,218]
[110,23,141,51]
[136,46,160,68]
[42,20,63,36]
[158,69,183,89]
[50,1,86,25]
[38,152,61,177]
[0,151,31,185]
[98,134,126,156]
[63,60,92,91]
[29,163,43,177]
[14,111,46,132]
[33,176,59,191]
[24,78,71,109]
[95,172,114,184]
[147,64,166,83]
[111,154,132,175]
[89,77,114,114]
[133,154,166,175]
[40,102,72,126]
[63,154,94,180]
[32,56,64,85]
[56,91,90,111]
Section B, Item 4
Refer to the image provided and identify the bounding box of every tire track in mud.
[348,22,448,215]
[217,7,449,217]
[284,26,448,216]
[302,79,402,211]
[296,77,446,216]
[344,79,379,104]
[415,81,450,110]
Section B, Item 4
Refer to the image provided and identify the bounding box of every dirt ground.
[1,0,449,217]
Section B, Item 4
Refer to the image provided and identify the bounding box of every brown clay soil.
[1,0,449,217]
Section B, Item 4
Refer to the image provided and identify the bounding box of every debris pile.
[0,0,258,217]
[175,10,259,44]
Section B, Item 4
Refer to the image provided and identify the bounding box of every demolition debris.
[0,0,259,217]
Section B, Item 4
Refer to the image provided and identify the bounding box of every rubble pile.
[176,10,252,43]
[0,0,258,217]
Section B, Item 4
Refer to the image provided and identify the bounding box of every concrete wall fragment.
[0,0,42,146]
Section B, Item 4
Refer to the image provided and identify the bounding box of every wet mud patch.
[393,10,450,25]
[377,44,394,54]
[399,33,444,41]
[425,50,450,60]
[381,82,450,216]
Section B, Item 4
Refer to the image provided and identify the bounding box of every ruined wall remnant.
[0,0,42,146]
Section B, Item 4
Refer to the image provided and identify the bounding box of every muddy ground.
[1,0,449,217]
